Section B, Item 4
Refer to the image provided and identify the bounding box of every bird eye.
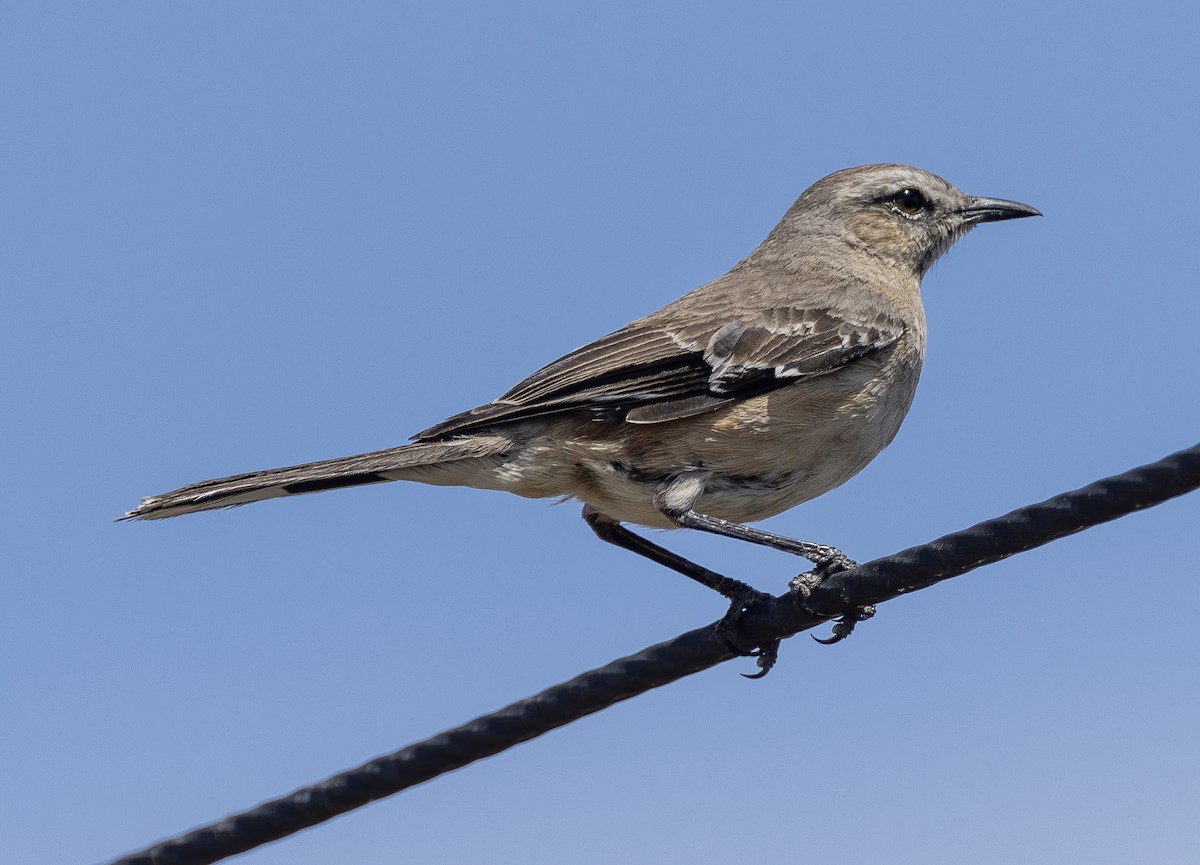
[890,188,928,216]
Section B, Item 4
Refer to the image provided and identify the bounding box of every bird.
[123,163,1039,640]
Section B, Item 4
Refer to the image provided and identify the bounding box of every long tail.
[120,434,511,520]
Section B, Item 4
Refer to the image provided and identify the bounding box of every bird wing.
[414,305,905,439]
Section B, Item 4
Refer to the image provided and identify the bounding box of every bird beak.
[959,196,1042,223]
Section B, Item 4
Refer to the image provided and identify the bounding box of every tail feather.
[120,435,511,520]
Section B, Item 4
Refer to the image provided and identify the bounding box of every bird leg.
[668,510,856,573]
[582,507,777,671]
[583,507,753,600]
[665,509,870,648]
[652,471,857,574]
[650,471,868,654]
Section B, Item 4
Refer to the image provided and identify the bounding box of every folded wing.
[416,305,905,439]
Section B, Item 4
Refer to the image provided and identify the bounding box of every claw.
[812,628,849,645]
[741,640,780,678]
[812,605,877,645]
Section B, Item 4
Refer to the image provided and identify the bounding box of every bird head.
[785,164,1041,279]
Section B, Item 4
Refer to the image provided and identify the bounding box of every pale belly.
[470,346,924,529]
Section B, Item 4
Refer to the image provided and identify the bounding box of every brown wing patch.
[415,306,905,439]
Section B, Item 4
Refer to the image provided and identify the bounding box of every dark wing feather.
[415,306,904,440]
[705,308,903,391]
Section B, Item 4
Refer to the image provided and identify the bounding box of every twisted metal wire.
[104,441,1200,865]
[806,440,1200,614]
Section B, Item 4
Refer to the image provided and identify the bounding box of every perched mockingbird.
[124,164,1038,640]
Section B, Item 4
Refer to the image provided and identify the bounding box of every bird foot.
[786,553,852,614]
[788,561,874,644]
[713,588,780,679]
[811,548,857,575]
[787,569,824,607]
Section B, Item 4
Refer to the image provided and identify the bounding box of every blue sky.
[3,3,1198,863]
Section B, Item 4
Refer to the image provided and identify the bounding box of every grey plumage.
[123,164,1039,600]
[123,436,512,519]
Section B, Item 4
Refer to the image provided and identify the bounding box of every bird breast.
[493,333,927,529]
